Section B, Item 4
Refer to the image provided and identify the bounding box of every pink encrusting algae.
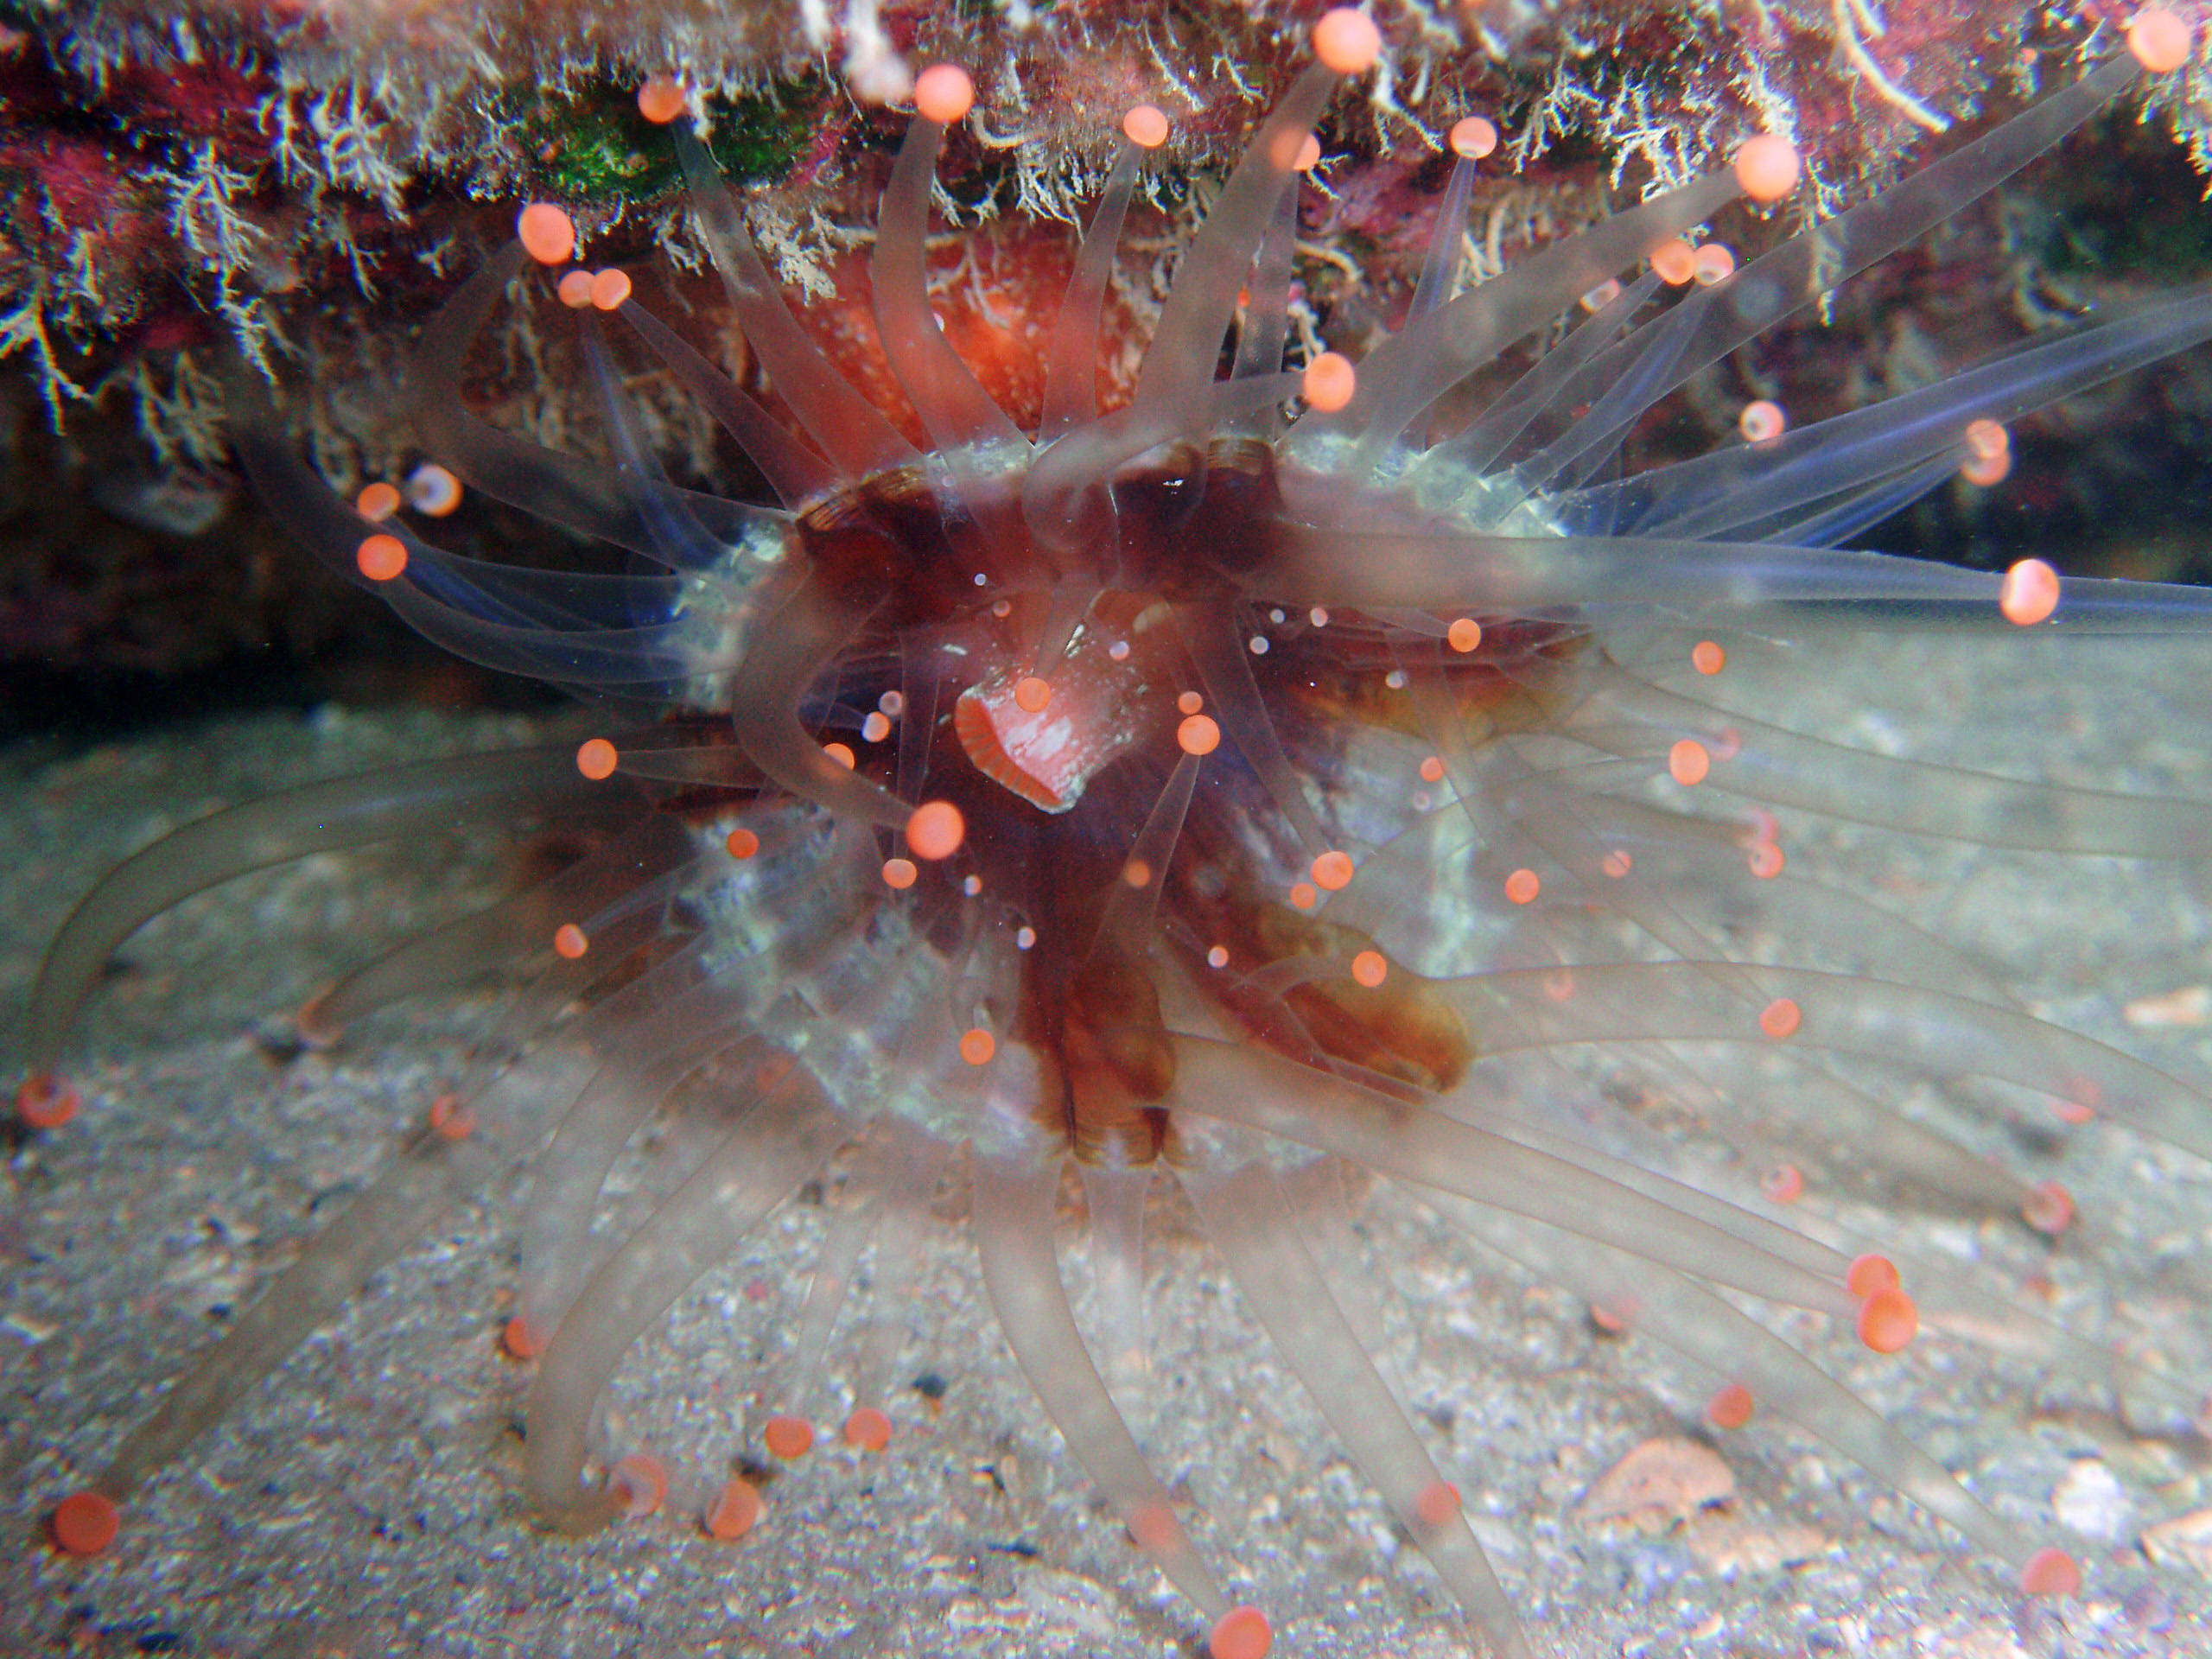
[19,8,2212,1656]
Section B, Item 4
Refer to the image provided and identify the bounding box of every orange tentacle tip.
[958,1027,996,1065]
[1732,133,1801,203]
[428,1092,474,1141]
[611,1452,669,1517]
[1668,738,1711,786]
[725,826,760,860]
[1857,1286,1919,1353]
[1312,7,1382,73]
[842,1407,893,1451]
[1503,868,1540,906]
[575,738,619,780]
[1351,950,1389,988]
[1758,996,1802,1039]
[1414,1478,1462,1529]
[1177,714,1222,756]
[913,63,975,124]
[354,480,401,521]
[636,75,689,125]
[355,533,407,582]
[589,268,632,311]
[2023,1179,2076,1236]
[2127,9,2193,73]
[1208,1603,1274,1659]
[517,202,576,266]
[17,1071,80,1129]
[1692,639,1726,675]
[762,1415,815,1459]
[1760,1162,1804,1203]
[1122,104,1170,149]
[1302,351,1357,412]
[1446,616,1483,652]
[500,1315,541,1360]
[1650,238,1697,286]
[50,1490,120,1556]
[704,1477,763,1540]
[553,923,590,960]
[1311,849,1355,891]
[1845,1253,1901,1299]
[2019,1544,2083,1596]
[1999,558,2060,626]
[1706,1382,1756,1429]
[1449,116,1498,160]
[905,799,965,860]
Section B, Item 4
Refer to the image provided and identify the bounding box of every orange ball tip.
[1846,1253,1901,1299]
[1758,996,1802,1039]
[1449,115,1498,159]
[50,1490,120,1556]
[1209,1604,1274,1659]
[553,923,589,960]
[17,1072,80,1129]
[705,1477,763,1540]
[763,1414,815,1459]
[1177,714,1222,756]
[575,737,619,780]
[355,480,401,521]
[843,1407,893,1451]
[355,532,408,583]
[1013,675,1052,713]
[1303,351,1357,412]
[612,1452,670,1517]
[557,269,594,308]
[2020,1545,2083,1596]
[1503,868,1541,906]
[589,268,632,311]
[2023,1179,2076,1236]
[2128,10,2193,73]
[1313,7,1382,73]
[404,462,461,517]
[637,75,690,124]
[1122,104,1169,148]
[1650,238,1697,286]
[913,63,975,124]
[1738,399,1786,444]
[1351,949,1389,988]
[518,201,577,266]
[1707,1382,1757,1429]
[1733,133,1802,203]
[1669,738,1711,786]
[501,1314,541,1360]
[1311,849,1355,892]
[1446,616,1483,653]
[1692,243,1737,286]
[881,856,919,890]
[1999,558,2059,626]
[906,800,966,860]
[959,1027,996,1065]
[725,826,760,860]
[1857,1286,1919,1353]
[1963,448,2014,487]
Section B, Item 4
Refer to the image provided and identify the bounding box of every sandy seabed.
[4,627,2212,1659]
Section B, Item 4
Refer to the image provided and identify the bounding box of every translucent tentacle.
[404,246,776,555]
[617,296,839,509]
[1181,1149,1529,1659]
[971,1154,1230,1618]
[309,814,700,1033]
[872,114,1031,459]
[525,1073,846,1531]
[671,123,920,480]
[24,746,605,1076]
[1039,143,1143,443]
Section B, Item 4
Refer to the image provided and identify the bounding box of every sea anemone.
[19,10,2212,1656]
